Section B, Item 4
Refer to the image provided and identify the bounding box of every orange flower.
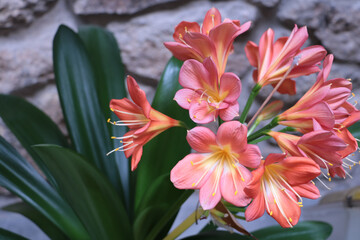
[164,7,251,76]
[245,25,326,95]
[245,153,320,228]
[108,76,181,170]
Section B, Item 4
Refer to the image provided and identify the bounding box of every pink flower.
[109,76,181,171]
[170,121,261,210]
[164,7,251,76]
[268,131,347,174]
[245,153,321,228]
[174,58,241,123]
[245,25,326,95]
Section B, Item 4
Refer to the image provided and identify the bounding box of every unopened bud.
[257,100,284,122]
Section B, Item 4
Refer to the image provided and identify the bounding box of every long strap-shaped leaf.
[78,26,131,213]
[52,25,125,199]
[134,57,195,239]
[34,145,132,240]
[0,136,88,239]
[0,228,29,240]
[0,94,69,189]
[3,202,68,240]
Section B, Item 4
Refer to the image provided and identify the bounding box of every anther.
[110,108,114,111]
[234,191,238,195]
[107,118,111,123]
[289,218,293,222]
[270,211,273,216]
[191,161,194,166]
[329,177,332,182]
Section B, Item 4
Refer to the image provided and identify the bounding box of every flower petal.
[220,164,252,207]
[281,157,321,185]
[126,76,151,118]
[237,145,262,169]
[245,193,265,222]
[189,100,217,124]
[163,41,204,62]
[186,126,217,153]
[292,182,320,199]
[219,102,239,121]
[179,59,214,90]
[131,146,143,171]
[219,72,241,102]
[216,121,247,152]
[202,7,221,35]
[173,21,200,42]
[174,89,199,110]
[199,164,222,210]
[245,41,259,67]
[171,153,213,189]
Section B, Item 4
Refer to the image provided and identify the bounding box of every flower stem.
[247,117,279,143]
[247,119,260,136]
[249,126,295,144]
[163,208,204,240]
[239,84,262,123]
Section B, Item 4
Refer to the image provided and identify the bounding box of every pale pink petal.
[258,28,274,81]
[293,183,320,199]
[220,164,252,206]
[179,59,212,90]
[219,102,239,121]
[199,165,222,210]
[183,32,216,62]
[216,121,247,152]
[110,98,144,125]
[171,153,213,189]
[219,72,241,102]
[174,89,199,110]
[189,100,217,124]
[244,163,265,198]
[236,144,261,168]
[297,45,327,66]
[264,153,286,166]
[186,126,217,153]
[126,76,151,117]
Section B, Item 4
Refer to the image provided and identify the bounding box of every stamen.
[112,109,144,117]
[316,177,331,190]
[344,169,353,179]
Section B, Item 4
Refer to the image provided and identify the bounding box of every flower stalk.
[247,117,279,143]
[239,84,261,123]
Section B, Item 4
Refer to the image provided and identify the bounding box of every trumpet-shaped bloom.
[174,58,241,123]
[278,55,352,133]
[269,131,347,173]
[109,76,181,171]
[245,25,326,95]
[164,7,251,76]
[171,121,261,210]
[245,153,321,228]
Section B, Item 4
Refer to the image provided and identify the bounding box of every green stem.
[249,126,295,144]
[247,117,279,143]
[163,208,204,240]
[247,119,260,136]
[239,84,262,123]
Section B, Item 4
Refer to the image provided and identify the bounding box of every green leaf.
[180,231,251,240]
[78,26,130,212]
[0,94,69,189]
[3,202,68,240]
[34,144,132,240]
[53,25,124,197]
[348,121,360,141]
[133,205,167,240]
[0,136,88,239]
[134,57,195,239]
[0,228,29,240]
[252,221,332,240]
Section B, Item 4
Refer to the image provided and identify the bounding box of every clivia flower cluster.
[107,8,360,229]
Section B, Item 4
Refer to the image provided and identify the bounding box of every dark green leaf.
[0,228,29,240]
[34,144,132,240]
[53,25,124,197]
[78,26,130,212]
[133,205,167,240]
[0,94,69,189]
[180,231,252,240]
[0,136,88,239]
[348,121,360,142]
[134,57,195,239]
[3,202,68,240]
[252,221,332,240]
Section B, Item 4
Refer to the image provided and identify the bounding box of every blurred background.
[0,0,359,239]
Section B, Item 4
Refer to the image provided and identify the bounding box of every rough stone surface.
[277,0,360,63]
[70,0,183,15]
[107,0,259,82]
[0,0,57,34]
[249,0,279,8]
